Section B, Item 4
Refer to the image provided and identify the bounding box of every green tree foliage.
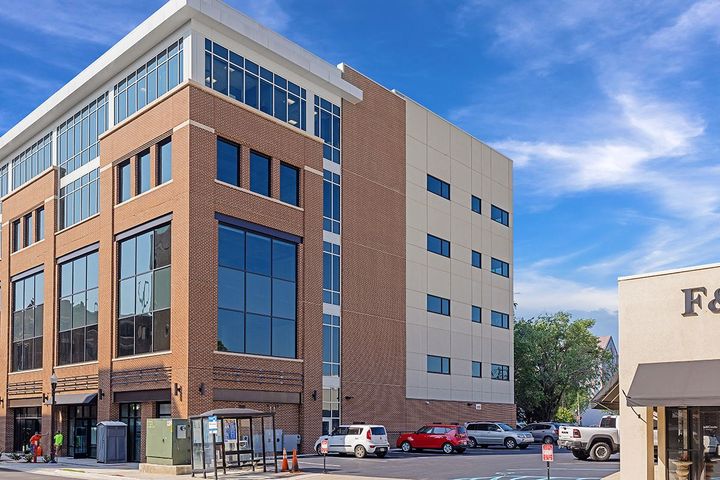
[555,406,576,424]
[514,312,614,422]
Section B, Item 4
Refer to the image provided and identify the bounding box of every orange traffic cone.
[291,448,300,472]
[281,448,289,472]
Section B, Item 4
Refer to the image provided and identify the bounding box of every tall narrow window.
[118,161,131,203]
[12,271,44,371]
[472,305,482,323]
[471,195,481,214]
[217,138,241,186]
[36,207,44,241]
[59,251,99,365]
[250,151,271,196]
[472,251,481,269]
[323,170,340,234]
[12,219,21,252]
[157,138,172,185]
[280,163,299,206]
[117,223,171,357]
[472,361,482,378]
[23,213,33,248]
[61,169,99,228]
[323,314,340,376]
[323,242,340,305]
[136,150,151,195]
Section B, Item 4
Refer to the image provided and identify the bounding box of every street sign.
[208,415,218,435]
[542,443,554,461]
[320,439,329,454]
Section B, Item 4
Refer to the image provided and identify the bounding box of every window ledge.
[9,368,43,375]
[214,350,303,363]
[114,180,173,208]
[112,350,171,361]
[214,180,304,211]
[55,212,100,236]
[10,238,45,256]
[55,360,99,369]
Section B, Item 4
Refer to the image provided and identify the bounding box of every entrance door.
[13,407,41,453]
[667,407,720,480]
[119,403,142,462]
[68,404,97,458]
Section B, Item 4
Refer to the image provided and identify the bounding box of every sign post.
[320,439,329,474]
[208,416,219,480]
[542,443,554,480]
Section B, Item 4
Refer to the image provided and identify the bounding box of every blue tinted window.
[491,310,510,329]
[427,355,450,374]
[323,314,341,376]
[472,195,481,214]
[118,161,131,203]
[272,239,295,281]
[427,234,450,257]
[246,273,271,315]
[280,163,299,206]
[491,258,510,277]
[246,313,271,355]
[323,170,340,233]
[427,294,450,316]
[137,150,151,194]
[472,251,481,268]
[158,138,172,185]
[323,242,340,305]
[57,94,108,177]
[491,364,510,381]
[472,361,482,378]
[12,133,52,190]
[491,205,510,226]
[246,233,271,275]
[217,138,240,186]
[58,250,99,365]
[314,95,341,163]
[472,306,482,323]
[250,151,271,196]
[427,175,450,199]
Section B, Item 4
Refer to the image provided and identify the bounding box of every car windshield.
[456,426,466,434]
[498,423,514,431]
[417,426,433,434]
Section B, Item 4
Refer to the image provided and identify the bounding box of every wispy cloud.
[229,0,291,33]
[646,0,720,50]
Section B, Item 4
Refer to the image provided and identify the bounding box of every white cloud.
[646,0,720,50]
[232,0,291,33]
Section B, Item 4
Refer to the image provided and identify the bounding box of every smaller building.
[581,336,618,426]
[618,263,720,480]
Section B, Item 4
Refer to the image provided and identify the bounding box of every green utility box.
[146,419,191,465]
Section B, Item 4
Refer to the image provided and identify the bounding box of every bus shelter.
[190,408,277,477]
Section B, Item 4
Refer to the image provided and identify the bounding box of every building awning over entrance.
[46,392,97,406]
[627,359,720,406]
[592,372,619,410]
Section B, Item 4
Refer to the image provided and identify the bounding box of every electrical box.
[283,434,301,452]
[145,419,191,466]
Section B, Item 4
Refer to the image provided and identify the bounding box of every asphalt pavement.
[297,444,620,480]
[0,467,65,479]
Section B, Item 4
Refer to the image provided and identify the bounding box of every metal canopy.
[591,372,619,411]
[627,359,720,407]
[191,408,269,419]
[46,392,98,406]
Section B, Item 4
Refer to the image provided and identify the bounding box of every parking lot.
[299,445,619,480]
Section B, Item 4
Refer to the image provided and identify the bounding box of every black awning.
[48,392,97,406]
[592,372,619,410]
[627,359,720,407]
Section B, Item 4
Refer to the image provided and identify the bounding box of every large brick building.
[0,0,514,460]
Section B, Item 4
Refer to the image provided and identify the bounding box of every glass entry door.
[119,403,142,462]
[68,404,97,458]
[13,407,41,453]
[667,407,720,480]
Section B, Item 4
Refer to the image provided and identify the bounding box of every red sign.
[542,443,554,462]
[320,439,329,455]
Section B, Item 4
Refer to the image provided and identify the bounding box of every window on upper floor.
[491,310,510,329]
[57,94,108,177]
[472,305,482,323]
[118,160,131,203]
[491,205,510,226]
[0,164,9,197]
[22,213,33,248]
[250,151,271,197]
[117,223,171,357]
[280,162,299,206]
[12,219,20,253]
[217,138,241,187]
[205,39,307,131]
[472,361,482,378]
[491,257,510,277]
[427,175,450,200]
[12,133,52,190]
[427,355,451,375]
[427,294,450,316]
[323,170,340,234]
[136,149,151,195]
[114,39,183,124]
[59,251,99,365]
[472,195,481,214]
[472,251,481,269]
[314,96,341,163]
[427,234,450,257]
[217,222,297,358]
[323,314,340,376]
[491,363,510,381]
[60,169,99,229]
[36,207,44,241]
[157,138,172,185]
[12,270,44,371]
[323,242,340,305]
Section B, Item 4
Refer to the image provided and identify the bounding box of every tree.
[514,312,614,422]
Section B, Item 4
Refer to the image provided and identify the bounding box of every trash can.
[97,421,127,463]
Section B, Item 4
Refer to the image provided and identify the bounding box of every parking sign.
[320,439,329,455]
[542,443,554,461]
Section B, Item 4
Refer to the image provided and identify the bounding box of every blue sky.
[2,0,720,340]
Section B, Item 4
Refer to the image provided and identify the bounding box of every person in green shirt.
[52,430,64,463]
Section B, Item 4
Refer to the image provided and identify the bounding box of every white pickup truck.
[558,415,619,461]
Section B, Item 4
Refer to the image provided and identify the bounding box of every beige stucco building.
[618,263,720,480]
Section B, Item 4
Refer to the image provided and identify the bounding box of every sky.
[1,0,719,341]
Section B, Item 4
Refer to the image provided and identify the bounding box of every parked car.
[465,421,534,449]
[558,415,619,461]
[520,422,560,444]
[314,424,390,458]
[396,424,468,454]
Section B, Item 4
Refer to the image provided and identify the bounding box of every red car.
[397,424,468,454]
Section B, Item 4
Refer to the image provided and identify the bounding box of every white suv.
[314,424,390,458]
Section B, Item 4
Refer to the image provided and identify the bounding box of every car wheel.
[589,441,612,462]
[572,449,590,460]
[456,448,466,454]
[376,451,387,458]
[467,437,477,448]
[354,445,367,458]
[400,441,412,453]
[442,443,454,454]
[543,436,554,444]
[518,445,529,450]
[504,438,517,449]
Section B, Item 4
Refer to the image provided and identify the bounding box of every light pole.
[50,371,58,463]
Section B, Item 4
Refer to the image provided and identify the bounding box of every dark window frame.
[472,250,481,269]
[472,361,482,378]
[427,354,451,375]
[491,205,509,226]
[427,175,450,200]
[491,257,510,277]
[427,294,450,316]
[136,149,151,195]
[157,137,172,186]
[427,234,450,257]
[58,250,99,365]
[216,137,241,187]
[491,363,510,381]
[249,150,271,197]
[491,310,510,329]
[471,195,481,214]
[279,162,299,206]
[118,160,131,203]
[472,305,482,323]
